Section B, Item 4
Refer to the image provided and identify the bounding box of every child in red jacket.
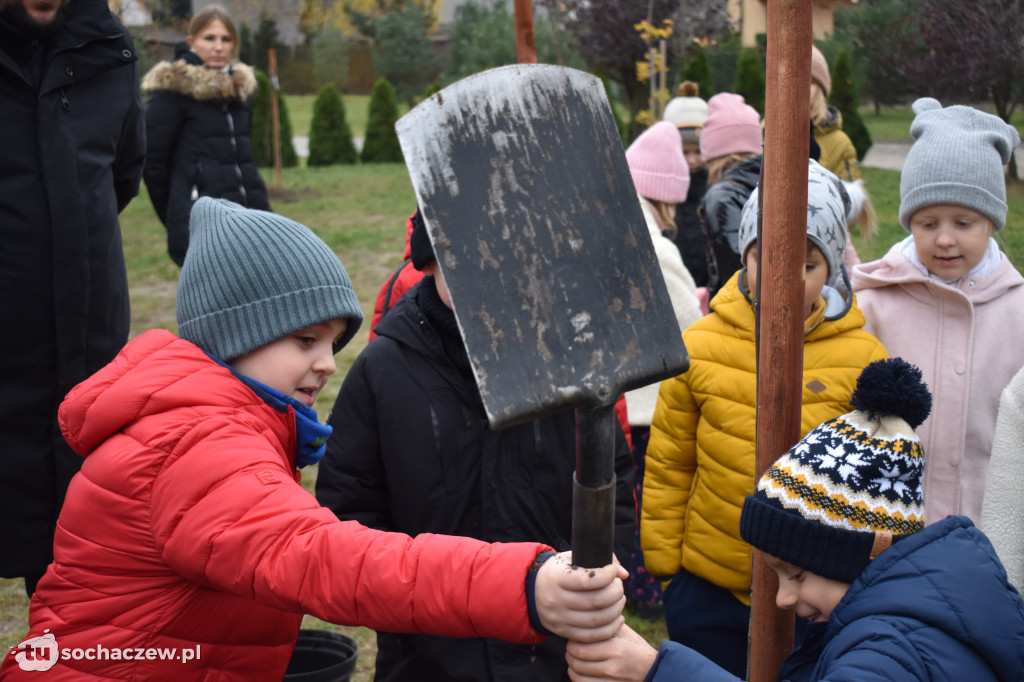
[1,198,626,681]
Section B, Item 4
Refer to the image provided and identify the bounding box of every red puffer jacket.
[1,330,548,681]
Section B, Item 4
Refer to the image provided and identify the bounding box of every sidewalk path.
[860,141,911,171]
[292,136,363,159]
[862,140,1024,179]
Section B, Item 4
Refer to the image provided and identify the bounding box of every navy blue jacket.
[646,516,1024,681]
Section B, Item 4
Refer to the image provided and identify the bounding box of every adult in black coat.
[0,0,145,595]
[142,5,268,266]
[316,231,636,681]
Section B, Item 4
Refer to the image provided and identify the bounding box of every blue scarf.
[207,353,332,468]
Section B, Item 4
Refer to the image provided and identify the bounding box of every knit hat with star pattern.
[739,358,931,583]
[738,158,852,320]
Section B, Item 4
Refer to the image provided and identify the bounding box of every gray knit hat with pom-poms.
[899,97,1020,231]
[176,198,363,361]
[739,358,931,583]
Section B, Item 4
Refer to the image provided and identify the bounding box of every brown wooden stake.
[513,0,537,64]
[658,38,667,119]
[545,0,563,65]
[748,1,813,681]
[268,48,283,189]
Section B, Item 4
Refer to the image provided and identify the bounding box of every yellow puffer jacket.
[641,271,887,606]
[814,106,861,182]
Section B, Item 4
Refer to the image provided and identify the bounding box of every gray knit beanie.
[177,198,363,361]
[899,97,1020,231]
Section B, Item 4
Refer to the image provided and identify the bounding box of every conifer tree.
[732,48,765,116]
[829,48,872,160]
[307,84,357,166]
[360,77,403,163]
[681,46,714,101]
[252,71,298,168]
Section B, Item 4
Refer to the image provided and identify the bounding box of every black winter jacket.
[0,0,145,579]
[672,167,710,287]
[317,278,636,682]
[141,44,268,266]
[699,155,762,297]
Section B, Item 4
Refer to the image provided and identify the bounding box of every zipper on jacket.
[224,108,247,205]
[59,88,71,111]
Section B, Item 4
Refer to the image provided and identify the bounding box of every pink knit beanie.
[625,121,690,204]
[699,93,762,161]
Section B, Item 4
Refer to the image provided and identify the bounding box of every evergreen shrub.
[308,84,357,166]
[360,77,403,163]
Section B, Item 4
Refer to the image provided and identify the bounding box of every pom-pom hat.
[177,197,364,361]
[625,121,691,204]
[740,358,931,583]
[663,81,708,129]
[899,97,1020,232]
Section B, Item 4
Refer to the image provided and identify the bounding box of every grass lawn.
[285,94,411,144]
[860,103,1024,143]
[2,103,1023,680]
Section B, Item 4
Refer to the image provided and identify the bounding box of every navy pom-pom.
[849,358,932,429]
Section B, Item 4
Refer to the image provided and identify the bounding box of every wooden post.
[545,0,563,65]
[748,2,812,681]
[268,48,283,189]
[513,0,537,64]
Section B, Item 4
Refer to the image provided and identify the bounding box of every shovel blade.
[397,64,688,429]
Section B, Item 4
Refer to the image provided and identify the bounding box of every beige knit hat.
[811,45,831,96]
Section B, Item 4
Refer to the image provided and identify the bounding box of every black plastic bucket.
[283,630,359,682]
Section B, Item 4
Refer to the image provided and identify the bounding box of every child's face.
[422,261,452,309]
[764,553,850,623]
[229,319,348,407]
[908,204,995,281]
[683,142,704,174]
[744,241,830,319]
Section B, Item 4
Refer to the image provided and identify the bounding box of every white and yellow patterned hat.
[740,358,930,582]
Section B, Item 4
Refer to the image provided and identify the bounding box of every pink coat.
[1,330,549,681]
[852,242,1024,525]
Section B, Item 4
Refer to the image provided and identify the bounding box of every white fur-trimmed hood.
[142,59,257,101]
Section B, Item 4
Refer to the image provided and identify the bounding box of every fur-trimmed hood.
[142,58,257,101]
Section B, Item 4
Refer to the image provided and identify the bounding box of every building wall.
[730,0,850,47]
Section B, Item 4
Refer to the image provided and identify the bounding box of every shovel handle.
[571,406,617,569]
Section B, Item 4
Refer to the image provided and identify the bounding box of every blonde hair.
[706,152,757,186]
[849,193,879,244]
[188,5,239,59]
[646,199,677,239]
[810,84,829,127]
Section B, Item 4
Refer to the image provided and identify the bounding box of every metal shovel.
[396,64,689,568]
